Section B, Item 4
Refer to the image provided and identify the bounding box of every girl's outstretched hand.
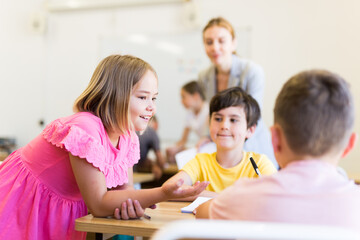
[113,199,157,220]
[161,179,209,199]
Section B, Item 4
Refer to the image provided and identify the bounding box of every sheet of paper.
[175,142,217,169]
[181,197,212,213]
[199,142,216,154]
[175,148,197,169]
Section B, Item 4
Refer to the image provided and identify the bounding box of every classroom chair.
[150,219,359,240]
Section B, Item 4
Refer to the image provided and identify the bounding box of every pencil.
[250,157,261,176]
[143,213,151,220]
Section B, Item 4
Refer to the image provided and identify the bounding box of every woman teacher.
[198,17,277,168]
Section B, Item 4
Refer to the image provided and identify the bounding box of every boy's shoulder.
[184,152,217,168]
[194,152,216,161]
[181,152,216,172]
[244,151,278,174]
[244,151,271,162]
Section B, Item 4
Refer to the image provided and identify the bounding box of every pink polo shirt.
[210,160,360,234]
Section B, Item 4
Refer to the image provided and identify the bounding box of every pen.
[250,157,261,176]
[143,213,151,220]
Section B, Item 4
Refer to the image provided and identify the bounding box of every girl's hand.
[161,179,209,199]
[113,199,156,220]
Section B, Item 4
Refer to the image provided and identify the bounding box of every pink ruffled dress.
[0,112,140,240]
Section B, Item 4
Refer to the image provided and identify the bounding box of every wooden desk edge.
[75,202,191,237]
[347,173,360,185]
[75,215,157,237]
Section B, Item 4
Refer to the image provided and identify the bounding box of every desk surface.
[163,163,178,175]
[75,201,193,237]
[133,172,155,184]
[348,173,360,185]
[0,152,8,162]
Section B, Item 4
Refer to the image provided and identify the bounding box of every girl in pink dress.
[0,55,208,240]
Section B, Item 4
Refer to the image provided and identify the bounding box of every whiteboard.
[99,28,251,143]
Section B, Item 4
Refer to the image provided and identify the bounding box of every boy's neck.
[280,153,341,168]
[216,147,244,168]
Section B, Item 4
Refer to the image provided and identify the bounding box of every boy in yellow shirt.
[165,87,277,198]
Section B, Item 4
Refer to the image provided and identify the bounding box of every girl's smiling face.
[210,106,253,151]
[129,70,158,132]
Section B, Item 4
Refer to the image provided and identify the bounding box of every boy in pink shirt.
[196,69,360,234]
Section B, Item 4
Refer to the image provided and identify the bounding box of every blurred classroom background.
[1,0,359,180]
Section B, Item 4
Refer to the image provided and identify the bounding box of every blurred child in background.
[135,115,166,180]
[166,81,209,163]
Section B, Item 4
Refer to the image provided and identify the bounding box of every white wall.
[1,0,359,176]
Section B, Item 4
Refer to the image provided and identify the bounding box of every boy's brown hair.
[209,87,260,128]
[274,69,354,156]
[74,55,157,135]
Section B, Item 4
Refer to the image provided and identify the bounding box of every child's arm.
[164,171,198,201]
[113,198,153,220]
[154,149,166,169]
[198,190,218,198]
[112,168,157,220]
[111,167,134,190]
[152,149,166,179]
[165,170,215,201]
[166,170,193,186]
[194,199,213,219]
[70,154,208,217]
[111,168,148,219]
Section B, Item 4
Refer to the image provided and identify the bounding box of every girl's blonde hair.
[74,55,157,135]
[202,17,236,40]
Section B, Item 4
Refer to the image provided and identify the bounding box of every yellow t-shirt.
[181,151,277,193]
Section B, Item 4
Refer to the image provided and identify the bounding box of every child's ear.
[245,124,256,139]
[270,125,282,154]
[341,132,358,158]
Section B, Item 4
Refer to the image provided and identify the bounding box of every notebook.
[180,197,212,213]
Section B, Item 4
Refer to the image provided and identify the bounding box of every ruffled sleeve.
[42,120,106,169]
[42,116,140,188]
